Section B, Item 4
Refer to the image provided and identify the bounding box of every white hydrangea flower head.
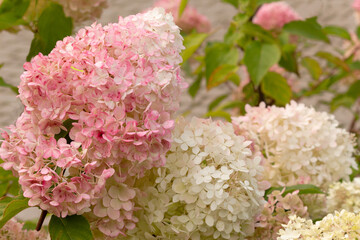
[278,210,360,239]
[327,177,360,213]
[122,117,266,239]
[232,101,357,189]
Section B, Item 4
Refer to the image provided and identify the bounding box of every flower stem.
[36,210,47,231]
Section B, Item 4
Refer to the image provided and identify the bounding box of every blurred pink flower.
[353,0,360,11]
[152,0,211,33]
[253,2,301,31]
[0,219,47,240]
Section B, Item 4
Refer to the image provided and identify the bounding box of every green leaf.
[0,77,18,94]
[316,51,349,72]
[303,71,346,96]
[205,110,232,122]
[0,0,30,30]
[330,81,360,111]
[0,167,19,196]
[261,72,292,105]
[257,0,280,5]
[350,61,360,70]
[22,220,37,230]
[241,22,277,43]
[330,94,355,112]
[0,197,13,216]
[346,80,360,98]
[279,44,298,74]
[301,57,322,81]
[330,80,360,112]
[265,184,324,198]
[27,2,73,61]
[205,43,238,81]
[178,0,188,18]
[49,215,93,240]
[188,72,202,98]
[244,41,281,86]
[323,26,351,40]
[356,26,360,40]
[222,0,240,8]
[0,197,29,229]
[228,73,241,86]
[181,32,208,63]
[207,64,238,89]
[219,100,245,114]
[208,94,228,111]
[283,17,329,43]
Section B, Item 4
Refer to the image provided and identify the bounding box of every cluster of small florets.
[278,210,360,239]
[0,219,48,240]
[0,7,185,238]
[253,2,300,31]
[327,177,360,214]
[152,0,211,33]
[53,0,108,23]
[123,117,266,239]
[232,101,357,189]
[249,190,308,240]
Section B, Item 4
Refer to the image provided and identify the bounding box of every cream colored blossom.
[278,210,360,239]
[327,177,360,213]
[232,101,357,189]
[122,117,266,239]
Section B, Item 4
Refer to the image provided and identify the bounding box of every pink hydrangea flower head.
[253,2,301,31]
[1,7,185,237]
[153,0,211,33]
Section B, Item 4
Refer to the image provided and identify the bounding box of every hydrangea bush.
[0,0,360,239]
